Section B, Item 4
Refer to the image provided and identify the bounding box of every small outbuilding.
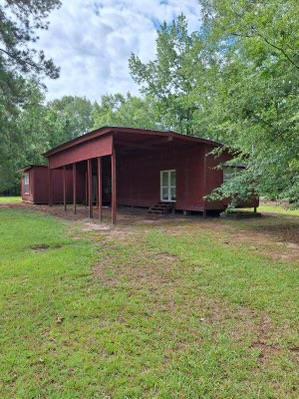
[21,165,73,205]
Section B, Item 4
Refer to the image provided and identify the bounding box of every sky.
[38,0,202,102]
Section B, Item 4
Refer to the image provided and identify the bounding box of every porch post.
[111,147,117,224]
[63,166,67,212]
[87,159,93,218]
[203,148,208,218]
[73,163,77,215]
[97,157,102,222]
[85,169,88,206]
[48,168,53,207]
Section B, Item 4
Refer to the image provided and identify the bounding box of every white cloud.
[37,0,202,101]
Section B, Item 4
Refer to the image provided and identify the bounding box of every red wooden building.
[21,127,258,222]
[21,165,73,205]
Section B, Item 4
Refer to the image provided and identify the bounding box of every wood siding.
[48,135,113,169]
[117,144,208,211]
[21,167,82,205]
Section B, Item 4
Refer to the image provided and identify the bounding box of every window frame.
[23,173,30,194]
[160,169,176,202]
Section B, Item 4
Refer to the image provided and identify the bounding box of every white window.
[23,173,30,194]
[160,170,176,202]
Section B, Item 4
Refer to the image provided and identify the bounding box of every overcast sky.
[38,0,202,101]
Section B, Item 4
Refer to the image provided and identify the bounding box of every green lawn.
[258,203,299,217]
[0,208,298,398]
[0,196,22,204]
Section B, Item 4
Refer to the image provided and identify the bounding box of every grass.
[0,196,22,204]
[238,202,299,217]
[258,203,299,217]
[0,208,298,398]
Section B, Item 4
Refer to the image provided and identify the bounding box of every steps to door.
[148,202,175,215]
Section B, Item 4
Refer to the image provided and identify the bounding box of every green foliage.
[198,0,299,202]
[46,96,95,146]
[129,15,207,135]
[130,2,299,203]
[0,0,61,194]
[0,0,61,79]
[0,90,158,193]
[92,93,158,130]
[0,90,95,193]
[0,81,46,193]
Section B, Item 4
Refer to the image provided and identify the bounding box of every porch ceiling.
[114,130,197,154]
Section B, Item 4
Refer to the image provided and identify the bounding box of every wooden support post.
[202,145,208,219]
[73,163,77,215]
[63,166,67,212]
[87,159,93,218]
[111,148,117,224]
[85,169,88,206]
[97,157,102,222]
[48,168,53,207]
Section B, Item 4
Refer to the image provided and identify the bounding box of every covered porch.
[48,155,116,222]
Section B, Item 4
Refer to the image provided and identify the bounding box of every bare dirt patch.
[31,244,50,252]
[82,222,111,232]
[155,252,179,262]
[218,226,299,263]
[253,221,299,245]
[251,341,283,364]
[30,243,63,252]
[93,262,120,288]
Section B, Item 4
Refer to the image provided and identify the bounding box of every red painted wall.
[117,144,214,211]
[21,166,84,205]
[116,143,242,212]
[49,135,112,169]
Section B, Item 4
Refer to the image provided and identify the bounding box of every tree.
[0,82,48,194]
[0,0,60,79]
[92,93,158,130]
[130,3,299,203]
[0,0,61,130]
[198,0,299,203]
[46,96,95,146]
[0,0,61,194]
[129,15,207,135]
[0,92,98,194]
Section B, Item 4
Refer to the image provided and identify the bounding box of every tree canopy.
[0,0,61,193]
[129,1,299,203]
[197,0,299,202]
